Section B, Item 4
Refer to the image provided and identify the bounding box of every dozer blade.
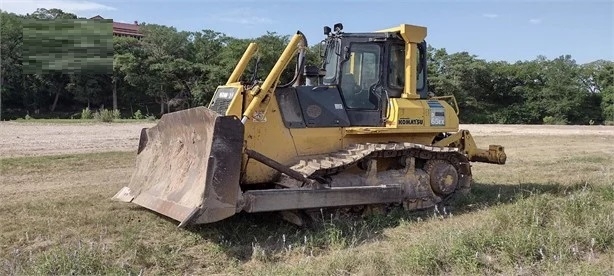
[112,106,244,227]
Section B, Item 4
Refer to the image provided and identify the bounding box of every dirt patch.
[0,121,155,158]
[460,124,614,136]
[1,121,612,158]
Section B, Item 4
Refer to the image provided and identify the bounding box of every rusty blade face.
[112,106,244,226]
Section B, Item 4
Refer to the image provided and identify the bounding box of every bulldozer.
[113,23,507,227]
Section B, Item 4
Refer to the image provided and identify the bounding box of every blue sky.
[3,0,613,63]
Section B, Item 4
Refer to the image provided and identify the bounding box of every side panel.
[337,98,458,150]
[383,98,459,132]
[276,85,385,128]
[346,109,383,126]
[276,87,306,128]
[242,94,301,184]
[274,86,348,158]
[389,98,427,129]
[277,86,351,128]
[243,86,346,184]
[291,127,343,156]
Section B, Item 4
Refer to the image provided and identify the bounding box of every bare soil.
[0,121,155,158]
[1,121,612,158]
[460,124,614,136]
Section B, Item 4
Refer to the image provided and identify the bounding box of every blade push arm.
[434,130,507,165]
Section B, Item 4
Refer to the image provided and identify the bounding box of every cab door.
[337,43,386,126]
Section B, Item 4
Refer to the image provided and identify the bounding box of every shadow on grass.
[182,181,589,263]
[450,181,588,212]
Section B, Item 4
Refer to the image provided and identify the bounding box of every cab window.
[388,44,425,92]
[389,44,405,89]
[339,43,381,109]
[323,41,339,84]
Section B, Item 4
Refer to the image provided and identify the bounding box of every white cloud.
[228,16,273,25]
[0,0,116,15]
[482,13,499,18]
[210,8,273,25]
[529,18,542,24]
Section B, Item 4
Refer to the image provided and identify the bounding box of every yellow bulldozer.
[113,23,507,227]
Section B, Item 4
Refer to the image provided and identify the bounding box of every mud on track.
[1,121,612,158]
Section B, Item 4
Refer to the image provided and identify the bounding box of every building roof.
[90,15,143,37]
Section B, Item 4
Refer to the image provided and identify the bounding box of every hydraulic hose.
[279,30,308,88]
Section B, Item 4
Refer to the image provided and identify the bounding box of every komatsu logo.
[398,118,424,125]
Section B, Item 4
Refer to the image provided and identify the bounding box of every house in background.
[90,15,143,39]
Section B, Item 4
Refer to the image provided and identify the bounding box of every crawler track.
[281,142,473,201]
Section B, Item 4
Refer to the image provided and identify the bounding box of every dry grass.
[1,133,613,275]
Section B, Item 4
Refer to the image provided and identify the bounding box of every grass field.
[1,122,613,275]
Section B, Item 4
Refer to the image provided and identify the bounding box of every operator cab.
[276,23,429,128]
[318,23,428,126]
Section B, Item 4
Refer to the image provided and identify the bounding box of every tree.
[113,36,141,111]
[0,11,25,119]
[1,7,612,124]
[28,8,77,19]
[595,62,614,122]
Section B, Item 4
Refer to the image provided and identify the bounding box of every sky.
[2,0,613,64]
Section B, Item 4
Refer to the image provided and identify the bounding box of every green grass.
[1,135,613,275]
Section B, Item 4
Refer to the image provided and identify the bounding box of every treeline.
[1,8,613,124]
[427,50,613,124]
